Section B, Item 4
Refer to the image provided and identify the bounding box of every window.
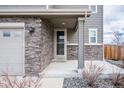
[89,28,97,43]
[3,32,11,37]
[89,5,97,13]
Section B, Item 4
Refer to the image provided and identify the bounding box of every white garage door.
[0,23,25,76]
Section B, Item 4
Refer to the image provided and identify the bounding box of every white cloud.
[104,5,124,44]
[104,20,124,32]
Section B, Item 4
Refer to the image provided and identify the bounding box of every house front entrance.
[53,29,67,62]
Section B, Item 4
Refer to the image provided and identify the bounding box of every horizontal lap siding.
[66,5,103,44]
[67,29,78,43]
[84,5,103,43]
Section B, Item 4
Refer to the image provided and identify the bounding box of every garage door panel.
[0,49,22,55]
[0,25,24,76]
[0,63,24,75]
[7,63,24,75]
[0,63,8,75]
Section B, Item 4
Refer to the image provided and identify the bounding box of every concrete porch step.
[52,59,66,62]
[41,70,79,78]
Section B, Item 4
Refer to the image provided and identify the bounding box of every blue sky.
[104,5,124,44]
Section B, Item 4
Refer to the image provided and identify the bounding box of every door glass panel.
[57,31,64,55]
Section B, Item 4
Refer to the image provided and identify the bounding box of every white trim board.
[0,23,25,29]
[85,43,103,45]
[0,9,91,16]
[67,43,78,45]
[67,43,102,45]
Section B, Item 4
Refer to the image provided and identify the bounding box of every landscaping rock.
[63,77,115,88]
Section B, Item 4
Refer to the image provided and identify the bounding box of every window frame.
[89,5,97,13]
[89,28,98,44]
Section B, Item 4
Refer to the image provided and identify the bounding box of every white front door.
[54,29,67,61]
[0,25,25,75]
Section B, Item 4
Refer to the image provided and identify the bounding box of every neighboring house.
[0,5,103,76]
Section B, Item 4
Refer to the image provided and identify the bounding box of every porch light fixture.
[62,22,66,25]
[29,27,35,35]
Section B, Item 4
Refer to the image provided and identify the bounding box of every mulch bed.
[63,77,124,88]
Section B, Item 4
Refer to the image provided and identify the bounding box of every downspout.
[83,11,87,68]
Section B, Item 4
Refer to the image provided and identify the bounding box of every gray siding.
[67,29,78,43]
[84,5,103,43]
[66,5,103,44]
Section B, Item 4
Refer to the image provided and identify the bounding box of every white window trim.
[89,28,98,44]
[89,5,97,13]
[67,43,78,45]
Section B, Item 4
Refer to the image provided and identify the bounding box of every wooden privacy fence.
[104,44,124,60]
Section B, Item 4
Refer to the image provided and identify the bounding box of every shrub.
[82,62,104,87]
[0,72,42,88]
[112,73,124,87]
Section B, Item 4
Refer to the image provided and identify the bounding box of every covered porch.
[42,9,91,70]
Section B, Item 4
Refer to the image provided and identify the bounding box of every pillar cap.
[78,17,86,21]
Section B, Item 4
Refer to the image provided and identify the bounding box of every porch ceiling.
[49,18,77,29]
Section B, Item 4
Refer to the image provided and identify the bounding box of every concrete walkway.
[40,60,78,88]
[40,60,124,88]
[41,60,124,77]
[41,60,78,78]
[41,78,64,88]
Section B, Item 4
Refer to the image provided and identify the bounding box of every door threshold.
[52,59,67,62]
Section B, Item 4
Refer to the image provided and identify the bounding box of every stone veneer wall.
[84,45,103,60]
[67,45,103,60]
[0,17,54,76]
[67,45,78,60]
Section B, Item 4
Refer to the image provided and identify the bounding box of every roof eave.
[0,9,91,17]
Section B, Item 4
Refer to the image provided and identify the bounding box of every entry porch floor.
[40,60,124,88]
[40,60,124,78]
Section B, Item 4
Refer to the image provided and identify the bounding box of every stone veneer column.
[78,17,85,69]
[0,17,54,76]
